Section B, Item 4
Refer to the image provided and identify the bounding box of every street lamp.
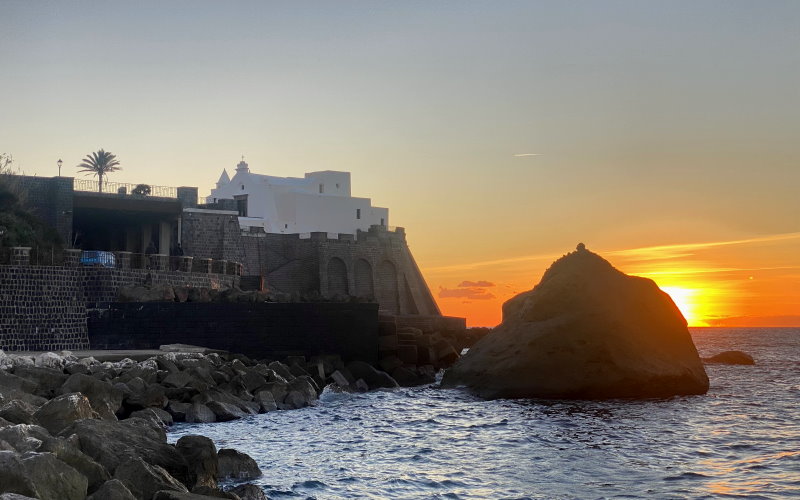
[57,158,63,177]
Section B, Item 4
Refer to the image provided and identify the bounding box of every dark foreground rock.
[442,245,710,399]
[217,448,262,480]
[703,350,755,365]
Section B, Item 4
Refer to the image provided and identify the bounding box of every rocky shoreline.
[0,346,403,500]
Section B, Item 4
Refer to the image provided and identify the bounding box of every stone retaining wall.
[0,264,239,352]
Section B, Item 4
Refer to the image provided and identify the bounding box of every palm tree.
[77,149,121,193]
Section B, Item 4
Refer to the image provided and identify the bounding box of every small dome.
[576,242,586,251]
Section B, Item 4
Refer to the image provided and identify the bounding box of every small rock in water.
[703,350,755,365]
[217,448,262,480]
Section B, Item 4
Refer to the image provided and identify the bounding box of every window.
[234,195,248,217]
[241,185,245,190]
[381,218,385,226]
[319,184,324,193]
[335,183,340,189]
[284,223,288,229]
[356,208,361,219]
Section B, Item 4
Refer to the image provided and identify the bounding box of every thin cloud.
[458,280,495,287]
[513,153,542,157]
[438,286,495,300]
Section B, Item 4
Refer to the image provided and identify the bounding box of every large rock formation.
[442,245,709,399]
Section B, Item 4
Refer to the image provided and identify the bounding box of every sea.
[169,328,800,499]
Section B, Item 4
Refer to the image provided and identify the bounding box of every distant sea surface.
[170,328,800,499]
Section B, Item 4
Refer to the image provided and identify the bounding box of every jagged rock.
[39,436,110,493]
[703,350,755,365]
[33,352,67,370]
[163,371,195,389]
[206,401,247,421]
[11,366,68,398]
[378,355,403,374]
[0,400,38,425]
[175,435,218,490]
[60,373,123,419]
[59,418,189,483]
[442,246,710,399]
[0,424,52,453]
[33,393,99,435]
[0,493,39,500]
[166,401,192,421]
[114,456,188,500]
[129,407,174,427]
[267,361,294,381]
[186,403,216,423]
[87,479,137,500]
[253,390,277,412]
[346,361,399,389]
[118,283,176,302]
[279,377,317,410]
[0,451,38,497]
[217,449,262,480]
[173,286,190,303]
[186,287,212,303]
[227,484,268,500]
[391,366,423,387]
[152,492,236,500]
[19,451,88,500]
[124,381,168,410]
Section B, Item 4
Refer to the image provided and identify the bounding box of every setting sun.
[659,286,705,326]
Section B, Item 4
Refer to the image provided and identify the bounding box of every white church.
[209,159,389,235]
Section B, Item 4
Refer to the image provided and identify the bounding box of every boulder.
[217,448,262,480]
[206,401,247,421]
[20,451,88,500]
[186,403,216,424]
[442,245,710,399]
[114,456,188,500]
[33,393,99,435]
[163,371,195,389]
[0,451,38,498]
[227,484,268,500]
[346,361,399,390]
[11,366,68,398]
[0,400,38,425]
[0,493,38,500]
[60,373,123,419]
[152,492,235,500]
[87,479,137,500]
[129,407,174,427]
[253,390,277,412]
[267,361,294,381]
[0,424,52,453]
[39,436,110,493]
[124,381,168,410]
[166,401,192,421]
[190,486,240,499]
[279,376,318,410]
[703,350,755,365]
[175,435,217,489]
[59,418,189,483]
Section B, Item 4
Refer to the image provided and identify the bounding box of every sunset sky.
[2,1,798,327]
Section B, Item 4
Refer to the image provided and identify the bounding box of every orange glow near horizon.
[425,232,800,328]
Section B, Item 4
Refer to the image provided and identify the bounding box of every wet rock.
[227,484,268,500]
[33,393,99,435]
[114,456,188,500]
[267,361,294,381]
[60,373,123,419]
[87,479,137,500]
[163,371,195,389]
[152,492,235,500]
[166,401,192,421]
[186,403,216,423]
[217,448,262,480]
[0,451,37,497]
[191,486,239,499]
[378,355,403,374]
[442,246,710,399]
[60,418,189,483]
[124,380,168,410]
[279,377,317,410]
[0,493,38,500]
[20,451,88,500]
[0,400,38,425]
[346,361,399,389]
[253,390,277,412]
[391,366,424,387]
[206,401,248,421]
[703,350,755,365]
[175,435,218,489]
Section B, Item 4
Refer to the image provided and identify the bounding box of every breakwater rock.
[703,350,755,365]
[442,245,709,399]
[0,347,399,499]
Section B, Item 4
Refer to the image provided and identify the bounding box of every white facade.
[209,160,389,235]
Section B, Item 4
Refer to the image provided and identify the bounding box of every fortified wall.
[181,209,440,316]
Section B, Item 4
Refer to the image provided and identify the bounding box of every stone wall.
[88,302,380,362]
[179,209,440,317]
[0,264,238,352]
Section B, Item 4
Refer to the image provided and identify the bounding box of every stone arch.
[354,259,374,299]
[327,257,349,296]
[376,260,400,314]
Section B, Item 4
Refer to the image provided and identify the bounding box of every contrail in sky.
[513,153,542,157]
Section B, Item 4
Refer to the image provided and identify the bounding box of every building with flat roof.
[208,159,388,235]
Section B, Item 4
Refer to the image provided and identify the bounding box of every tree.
[77,149,121,193]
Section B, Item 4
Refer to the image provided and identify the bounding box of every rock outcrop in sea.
[442,244,710,399]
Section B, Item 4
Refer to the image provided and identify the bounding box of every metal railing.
[73,179,178,198]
